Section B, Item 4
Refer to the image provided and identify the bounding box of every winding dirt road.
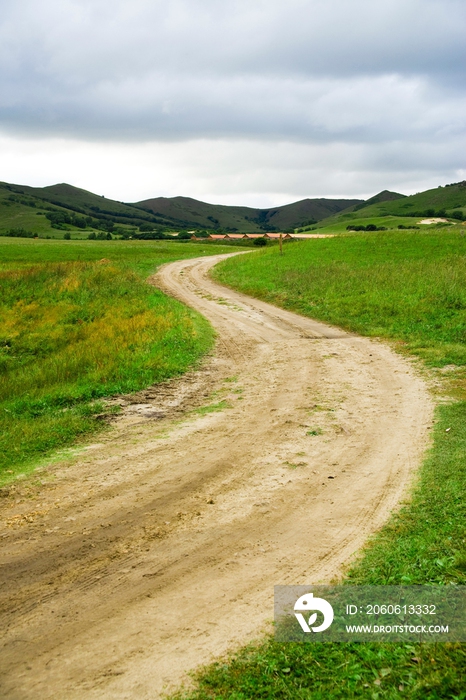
[0,253,433,699]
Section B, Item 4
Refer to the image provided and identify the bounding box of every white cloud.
[1,134,464,207]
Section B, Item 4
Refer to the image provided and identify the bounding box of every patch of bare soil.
[0,253,433,699]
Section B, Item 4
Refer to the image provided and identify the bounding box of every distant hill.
[319,185,466,226]
[0,181,174,227]
[0,181,176,237]
[307,184,466,233]
[135,196,363,232]
[353,190,406,209]
[357,183,466,217]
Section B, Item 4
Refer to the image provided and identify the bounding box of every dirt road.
[0,253,433,699]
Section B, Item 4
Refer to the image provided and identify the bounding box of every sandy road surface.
[0,253,433,699]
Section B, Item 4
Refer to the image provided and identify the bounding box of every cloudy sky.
[0,0,465,206]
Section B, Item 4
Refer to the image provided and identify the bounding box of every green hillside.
[0,181,176,237]
[136,196,364,232]
[314,183,466,231]
[262,197,363,231]
[367,181,466,217]
[308,190,405,228]
[135,195,362,232]
[361,189,406,206]
[135,196,261,232]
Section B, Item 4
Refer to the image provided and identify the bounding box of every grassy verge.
[169,230,466,699]
[0,238,235,484]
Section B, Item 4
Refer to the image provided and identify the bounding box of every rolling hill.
[0,181,173,234]
[0,181,362,235]
[1,179,465,240]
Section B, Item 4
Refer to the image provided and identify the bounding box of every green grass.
[172,639,465,699]
[0,192,57,236]
[0,236,231,275]
[168,230,466,699]
[0,238,235,483]
[193,399,232,416]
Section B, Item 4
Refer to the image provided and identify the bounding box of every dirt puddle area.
[0,253,433,699]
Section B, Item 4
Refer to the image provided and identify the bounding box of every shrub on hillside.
[346,224,387,232]
[4,228,35,238]
[46,211,88,230]
[139,222,156,232]
[132,230,167,240]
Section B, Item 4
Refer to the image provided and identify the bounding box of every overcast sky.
[0,0,465,206]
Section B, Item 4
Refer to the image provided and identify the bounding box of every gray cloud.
[1,72,465,146]
[1,0,465,138]
[3,0,464,80]
[0,0,464,199]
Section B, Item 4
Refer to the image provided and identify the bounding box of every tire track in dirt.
[0,252,433,699]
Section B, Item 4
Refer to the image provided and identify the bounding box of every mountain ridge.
[134,194,364,232]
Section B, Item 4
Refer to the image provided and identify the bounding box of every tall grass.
[0,236,231,275]
[0,238,235,480]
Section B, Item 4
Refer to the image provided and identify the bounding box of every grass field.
[169,230,466,699]
[0,238,234,484]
